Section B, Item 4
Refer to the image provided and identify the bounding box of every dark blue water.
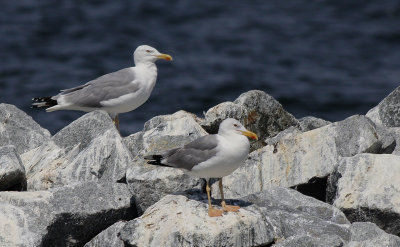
[1,0,400,136]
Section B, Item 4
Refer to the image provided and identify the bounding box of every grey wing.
[163,135,219,171]
[55,68,140,107]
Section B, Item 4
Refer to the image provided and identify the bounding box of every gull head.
[134,45,173,65]
[218,118,258,140]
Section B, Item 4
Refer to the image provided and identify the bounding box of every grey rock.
[331,115,382,157]
[119,187,350,247]
[0,202,38,246]
[331,154,400,236]
[126,165,204,216]
[272,234,344,247]
[84,221,126,247]
[211,115,393,200]
[0,181,135,247]
[0,145,26,191]
[366,85,400,127]
[299,116,331,132]
[124,110,207,156]
[124,111,207,214]
[123,131,144,157]
[0,103,51,154]
[386,127,400,155]
[120,193,275,247]
[21,110,132,190]
[244,187,350,224]
[265,126,302,145]
[374,125,397,154]
[299,115,389,157]
[366,105,382,125]
[201,90,300,150]
[212,125,339,199]
[244,187,350,241]
[347,222,400,247]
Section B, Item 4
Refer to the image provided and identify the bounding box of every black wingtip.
[144,154,162,165]
[31,96,57,109]
[144,154,172,167]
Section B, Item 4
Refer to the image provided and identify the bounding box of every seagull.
[32,45,172,131]
[145,118,258,217]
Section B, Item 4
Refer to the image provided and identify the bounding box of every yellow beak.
[240,130,258,140]
[157,53,173,61]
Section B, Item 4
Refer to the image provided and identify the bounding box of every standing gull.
[145,118,258,217]
[32,45,172,130]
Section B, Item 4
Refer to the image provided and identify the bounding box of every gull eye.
[146,50,152,53]
[233,124,238,127]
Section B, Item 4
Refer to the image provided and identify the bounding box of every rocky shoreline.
[1,88,400,246]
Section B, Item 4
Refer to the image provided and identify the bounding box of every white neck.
[221,132,249,146]
[135,60,157,68]
[136,62,157,76]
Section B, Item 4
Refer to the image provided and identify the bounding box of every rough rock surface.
[120,193,274,247]
[298,116,331,131]
[212,115,393,199]
[119,187,350,247]
[2,87,400,246]
[329,115,387,157]
[385,127,400,155]
[201,90,300,150]
[330,154,400,236]
[347,222,400,247]
[243,187,350,241]
[0,145,26,191]
[272,222,400,247]
[124,111,207,214]
[272,234,344,247]
[0,202,38,246]
[21,110,132,190]
[0,103,51,154]
[212,125,339,199]
[84,221,126,247]
[0,181,135,247]
[124,110,207,156]
[366,85,400,127]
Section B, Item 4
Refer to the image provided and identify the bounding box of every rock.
[330,154,400,236]
[124,111,207,214]
[212,125,339,199]
[265,126,302,145]
[374,125,397,154]
[0,145,26,191]
[0,202,38,246]
[21,110,132,190]
[243,187,350,241]
[299,116,331,132]
[120,193,275,247]
[0,103,51,154]
[126,166,204,216]
[212,115,393,199]
[385,127,400,155]
[119,187,350,247]
[274,222,400,247]
[331,115,383,157]
[366,85,400,127]
[201,90,300,150]
[366,105,383,125]
[84,221,126,247]
[0,181,136,247]
[124,110,207,156]
[299,115,392,157]
[347,222,400,247]
[272,234,344,247]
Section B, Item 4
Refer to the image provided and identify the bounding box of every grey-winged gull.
[32,45,172,130]
[145,118,258,217]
